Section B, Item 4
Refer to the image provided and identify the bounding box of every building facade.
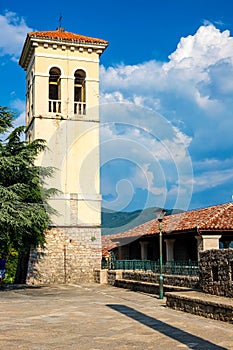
[19,28,108,284]
[102,202,233,264]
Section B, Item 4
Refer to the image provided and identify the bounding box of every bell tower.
[19,28,108,284]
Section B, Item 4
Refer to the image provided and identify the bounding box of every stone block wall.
[199,248,233,297]
[94,269,199,289]
[27,226,102,284]
[166,292,233,323]
[163,275,199,289]
[107,270,123,285]
[94,269,108,284]
[121,271,199,289]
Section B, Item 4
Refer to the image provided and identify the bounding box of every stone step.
[114,278,233,323]
[114,278,194,294]
[166,290,233,323]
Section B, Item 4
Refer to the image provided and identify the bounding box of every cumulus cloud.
[193,168,233,192]
[100,24,233,209]
[164,25,233,71]
[11,99,26,128]
[0,11,33,60]
[1,12,232,210]
[99,103,193,211]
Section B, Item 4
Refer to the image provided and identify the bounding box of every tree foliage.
[0,106,57,281]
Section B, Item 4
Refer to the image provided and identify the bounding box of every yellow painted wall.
[24,39,104,227]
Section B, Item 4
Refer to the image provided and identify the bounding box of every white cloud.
[164,25,233,72]
[99,102,193,211]
[100,24,233,209]
[0,11,33,60]
[100,60,166,97]
[100,91,129,104]
[11,98,25,113]
[193,168,233,192]
[101,24,233,122]
[191,157,233,195]
[11,98,26,127]
[13,112,25,128]
[1,13,232,210]
[131,163,165,196]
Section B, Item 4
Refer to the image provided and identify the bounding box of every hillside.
[101,207,184,235]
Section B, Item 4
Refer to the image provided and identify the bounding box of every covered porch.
[102,202,233,266]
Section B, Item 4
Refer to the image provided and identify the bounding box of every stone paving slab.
[0,283,233,350]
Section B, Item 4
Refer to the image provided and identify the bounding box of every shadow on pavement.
[0,284,43,291]
[107,304,227,350]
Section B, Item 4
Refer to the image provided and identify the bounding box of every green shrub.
[5,250,18,284]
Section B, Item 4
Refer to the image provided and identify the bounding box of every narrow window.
[74,69,86,115]
[49,67,61,113]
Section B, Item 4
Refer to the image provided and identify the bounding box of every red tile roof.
[29,29,108,45]
[102,202,233,256]
[19,28,108,70]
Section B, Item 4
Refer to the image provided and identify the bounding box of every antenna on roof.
[57,13,64,32]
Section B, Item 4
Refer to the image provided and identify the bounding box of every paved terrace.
[0,284,233,350]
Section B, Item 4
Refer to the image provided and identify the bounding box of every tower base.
[26,226,102,285]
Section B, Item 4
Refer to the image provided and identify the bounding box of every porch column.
[164,239,175,262]
[195,236,203,261]
[139,241,149,260]
[195,235,222,260]
[118,246,123,260]
[202,235,222,250]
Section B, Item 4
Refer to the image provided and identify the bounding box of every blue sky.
[1,0,233,212]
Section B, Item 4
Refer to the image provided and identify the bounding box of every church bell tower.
[19,28,108,284]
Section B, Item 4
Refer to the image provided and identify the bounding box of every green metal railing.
[102,259,199,276]
[114,260,155,271]
[154,260,199,276]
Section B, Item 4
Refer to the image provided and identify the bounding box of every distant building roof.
[102,202,233,256]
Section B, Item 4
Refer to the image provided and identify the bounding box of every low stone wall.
[199,248,233,297]
[94,269,199,289]
[94,269,108,284]
[107,270,123,285]
[121,271,199,289]
[115,279,160,294]
[166,291,233,323]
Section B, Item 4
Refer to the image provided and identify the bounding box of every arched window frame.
[74,69,86,115]
[48,67,61,113]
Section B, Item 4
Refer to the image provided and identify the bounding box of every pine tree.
[0,106,57,283]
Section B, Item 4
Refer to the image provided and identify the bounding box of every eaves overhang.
[19,31,109,70]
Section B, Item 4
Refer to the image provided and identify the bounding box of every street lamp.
[155,209,166,299]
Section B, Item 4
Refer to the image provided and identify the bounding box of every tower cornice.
[19,29,109,70]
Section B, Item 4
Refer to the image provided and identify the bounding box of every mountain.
[101,207,184,235]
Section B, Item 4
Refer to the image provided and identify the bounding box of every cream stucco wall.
[26,44,100,120]
[20,29,108,284]
[24,38,105,227]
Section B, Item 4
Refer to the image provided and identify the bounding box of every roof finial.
[57,14,64,32]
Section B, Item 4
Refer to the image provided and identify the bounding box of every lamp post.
[156,209,166,299]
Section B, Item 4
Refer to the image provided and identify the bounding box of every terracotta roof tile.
[29,29,108,45]
[102,202,233,255]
